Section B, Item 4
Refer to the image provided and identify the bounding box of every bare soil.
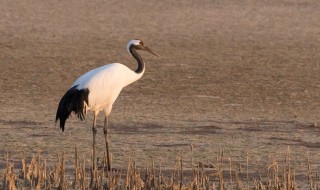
[1,0,320,188]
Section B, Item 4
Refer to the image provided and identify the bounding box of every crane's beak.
[144,46,160,57]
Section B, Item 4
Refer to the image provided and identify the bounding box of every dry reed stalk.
[58,153,66,190]
[75,145,79,188]
[193,168,198,190]
[2,152,11,190]
[282,152,287,190]
[235,164,243,190]
[159,159,162,189]
[268,159,279,189]
[173,165,177,190]
[137,172,145,189]
[21,158,26,180]
[2,162,17,190]
[202,175,209,190]
[52,154,62,187]
[37,151,41,164]
[6,151,9,168]
[161,175,168,189]
[44,160,47,190]
[99,167,104,190]
[169,172,174,189]
[197,164,201,189]
[109,173,116,190]
[126,158,131,190]
[199,164,204,189]
[293,169,297,190]
[151,160,155,188]
[179,156,183,190]
[30,157,36,188]
[307,151,313,187]
[80,158,86,190]
[110,153,113,172]
[133,161,136,187]
[94,164,99,190]
[176,157,180,188]
[118,171,123,190]
[144,164,149,190]
[9,166,17,190]
[36,158,41,190]
[246,150,249,190]
[217,149,224,190]
[287,147,292,190]
[33,157,38,180]
[190,144,195,176]
[275,160,279,190]
[99,153,106,190]
[253,178,263,190]
[229,155,233,186]
[102,151,106,178]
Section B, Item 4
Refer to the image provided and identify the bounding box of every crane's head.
[127,39,160,57]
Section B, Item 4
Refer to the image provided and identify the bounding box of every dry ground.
[1,0,320,187]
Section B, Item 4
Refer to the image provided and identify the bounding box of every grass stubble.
[1,146,319,190]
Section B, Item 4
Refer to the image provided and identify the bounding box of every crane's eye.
[139,41,144,45]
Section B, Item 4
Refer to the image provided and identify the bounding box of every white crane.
[55,39,159,171]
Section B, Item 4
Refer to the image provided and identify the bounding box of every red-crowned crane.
[55,39,159,171]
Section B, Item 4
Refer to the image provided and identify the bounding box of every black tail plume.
[55,85,89,131]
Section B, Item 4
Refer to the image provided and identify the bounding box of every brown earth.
[1,0,320,187]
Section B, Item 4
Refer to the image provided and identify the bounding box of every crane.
[55,39,159,171]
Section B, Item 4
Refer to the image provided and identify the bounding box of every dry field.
[1,0,320,188]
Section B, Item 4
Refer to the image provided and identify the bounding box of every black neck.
[129,45,144,74]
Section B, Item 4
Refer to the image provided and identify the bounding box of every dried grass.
[1,146,319,190]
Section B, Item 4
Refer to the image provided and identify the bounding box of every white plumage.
[55,39,159,171]
[73,63,144,115]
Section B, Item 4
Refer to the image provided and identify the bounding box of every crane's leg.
[90,114,98,188]
[92,114,97,170]
[103,116,111,171]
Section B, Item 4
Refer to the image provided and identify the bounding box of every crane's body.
[78,64,130,112]
[55,39,159,174]
[73,63,144,114]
